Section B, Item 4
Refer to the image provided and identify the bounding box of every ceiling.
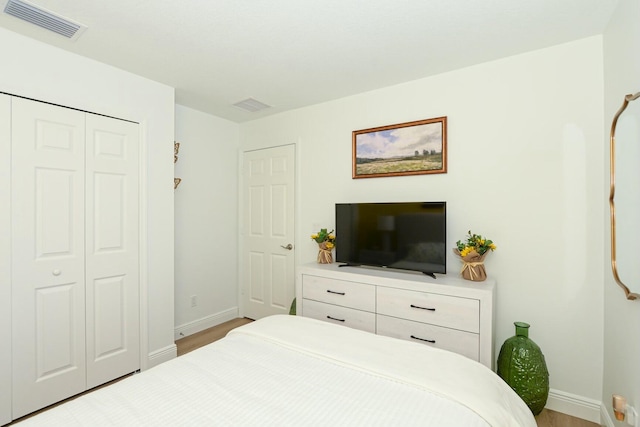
[0,0,619,123]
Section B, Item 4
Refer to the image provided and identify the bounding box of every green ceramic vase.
[497,322,549,415]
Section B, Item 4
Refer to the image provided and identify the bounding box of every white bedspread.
[17,315,535,426]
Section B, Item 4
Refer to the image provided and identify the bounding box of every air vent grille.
[233,98,272,113]
[3,0,86,39]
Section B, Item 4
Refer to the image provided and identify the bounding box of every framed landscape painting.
[352,116,447,179]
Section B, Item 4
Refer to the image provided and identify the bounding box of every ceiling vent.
[3,0,87,40]
[233,98,272,113]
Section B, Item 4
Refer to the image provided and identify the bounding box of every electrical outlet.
[190,295,197,307]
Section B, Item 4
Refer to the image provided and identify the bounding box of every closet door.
[11,98,87,418]
[85,114,140,388]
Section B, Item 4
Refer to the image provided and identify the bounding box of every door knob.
[280,244,293,250]
[52,269,61,276]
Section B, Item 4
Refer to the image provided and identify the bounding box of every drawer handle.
[326,290,346,296]
[410,304,436,311]
[410,335,436,343]
[327,315,345,322]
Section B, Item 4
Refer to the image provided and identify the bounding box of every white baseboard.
[174,307,239,340]
[545,388,601,424]
[146,344,177,369]
[601,403,615,427]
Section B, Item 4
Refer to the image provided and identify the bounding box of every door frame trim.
[0,94,11,426]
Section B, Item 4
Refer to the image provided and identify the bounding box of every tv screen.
[335,202,446,275]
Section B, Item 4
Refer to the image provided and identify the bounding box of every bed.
[17,315,536,426]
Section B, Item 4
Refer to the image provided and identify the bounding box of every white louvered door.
[11,98,87,418]
[10,97,140,419]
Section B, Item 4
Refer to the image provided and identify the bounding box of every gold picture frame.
[352,116,447,179]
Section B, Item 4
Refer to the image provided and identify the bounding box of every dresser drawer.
[302,274,375,311]
[377,286,480,333]
[377,314,479,361]
[303,299,376,333]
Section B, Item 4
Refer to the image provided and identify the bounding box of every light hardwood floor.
[534,408,600,427]
[176,317,253,356]
[177,317,601,427]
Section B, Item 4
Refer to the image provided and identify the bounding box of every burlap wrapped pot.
[453,248,488,281]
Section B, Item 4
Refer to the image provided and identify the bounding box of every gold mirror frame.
[609,92,640,301]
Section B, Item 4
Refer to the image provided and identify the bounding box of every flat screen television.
[335,202,446,276]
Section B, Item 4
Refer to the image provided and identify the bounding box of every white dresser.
[296,263,495,369]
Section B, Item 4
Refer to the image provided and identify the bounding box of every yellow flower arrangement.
[311,228,336,249]
[312,228,336,264]
[455,230,496,256]
[454,231,496,281]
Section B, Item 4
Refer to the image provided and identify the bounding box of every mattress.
[16,315,536,426]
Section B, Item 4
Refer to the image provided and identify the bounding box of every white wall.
[0,27,176,367]
[603,0,640,424]
[174,105,240,337]
[240,37,605,421]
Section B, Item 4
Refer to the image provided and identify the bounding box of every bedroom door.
[241,145,295,319]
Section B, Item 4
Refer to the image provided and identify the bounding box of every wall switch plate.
[191,295,197,307]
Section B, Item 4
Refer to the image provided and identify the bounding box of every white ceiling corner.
[0,0,620,122]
